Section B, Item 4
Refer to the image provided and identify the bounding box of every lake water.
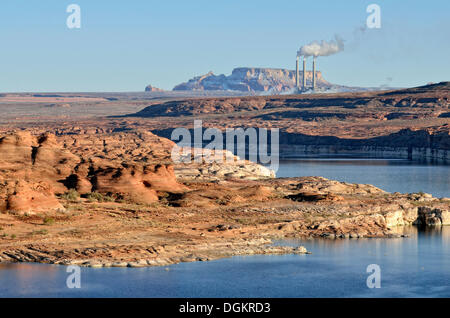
[0,157,449,298]
[276,158,450,198]
[0,227,449,297]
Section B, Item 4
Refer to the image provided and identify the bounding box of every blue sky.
[0,0,449,92]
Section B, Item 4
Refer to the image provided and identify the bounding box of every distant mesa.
[144,67,413,94]
[166,67,378,94]
[172,67,329,93]
[145,84,165,92]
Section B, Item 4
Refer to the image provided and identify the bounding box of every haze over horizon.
[0,0,449,92]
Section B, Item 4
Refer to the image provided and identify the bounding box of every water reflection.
[0,263,61,297]
[0,226,448,297]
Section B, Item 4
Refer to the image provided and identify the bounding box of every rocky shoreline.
[279,145,450,163]
[0,172,448,267]
[0,238,309,268]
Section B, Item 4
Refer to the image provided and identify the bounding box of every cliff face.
[278,127,450,162]
[278,127,450,150]
[173,67,328,93]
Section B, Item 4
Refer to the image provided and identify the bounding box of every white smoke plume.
[297,35,344,57]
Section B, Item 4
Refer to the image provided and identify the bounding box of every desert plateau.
[0,82,448,269]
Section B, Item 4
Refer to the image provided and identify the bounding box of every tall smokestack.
[302,57,306,91]
[312,56,317,91]
[295,56,299,90]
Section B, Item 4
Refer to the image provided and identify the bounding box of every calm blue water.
[0,227,449,297]
[276,158,450,198]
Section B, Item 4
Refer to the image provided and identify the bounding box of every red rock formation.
[0,131,188,213]
[91,164,187,204]
[5,181,64,214]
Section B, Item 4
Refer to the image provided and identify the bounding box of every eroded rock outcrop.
[4,181,65,214]
[91,164,187,204]
[0,131,188,213]
[175,156,275,181]
[0,130,274,213]
[0,132,77,214]
[414,207,450,226]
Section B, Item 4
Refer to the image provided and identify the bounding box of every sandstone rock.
[286,191,343,202]
[293,177,385,195]
[4,181,64,214]
[65,174,92,194]
[414,207,450,226]
[127,259,148,267]
[174,152,275,181]
[0,132,79,213]
[32,133,80,193]
[384,210,405,227]
[321,233,336,239]
[93,164,186,204]
[403,206,419,224]
[146,260,158,266]
[0,131,190,211]
[111,262,128,267]
[294,246,307,253]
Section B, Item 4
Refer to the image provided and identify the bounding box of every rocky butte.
[171,67,366,93]
[144,84,165,92]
